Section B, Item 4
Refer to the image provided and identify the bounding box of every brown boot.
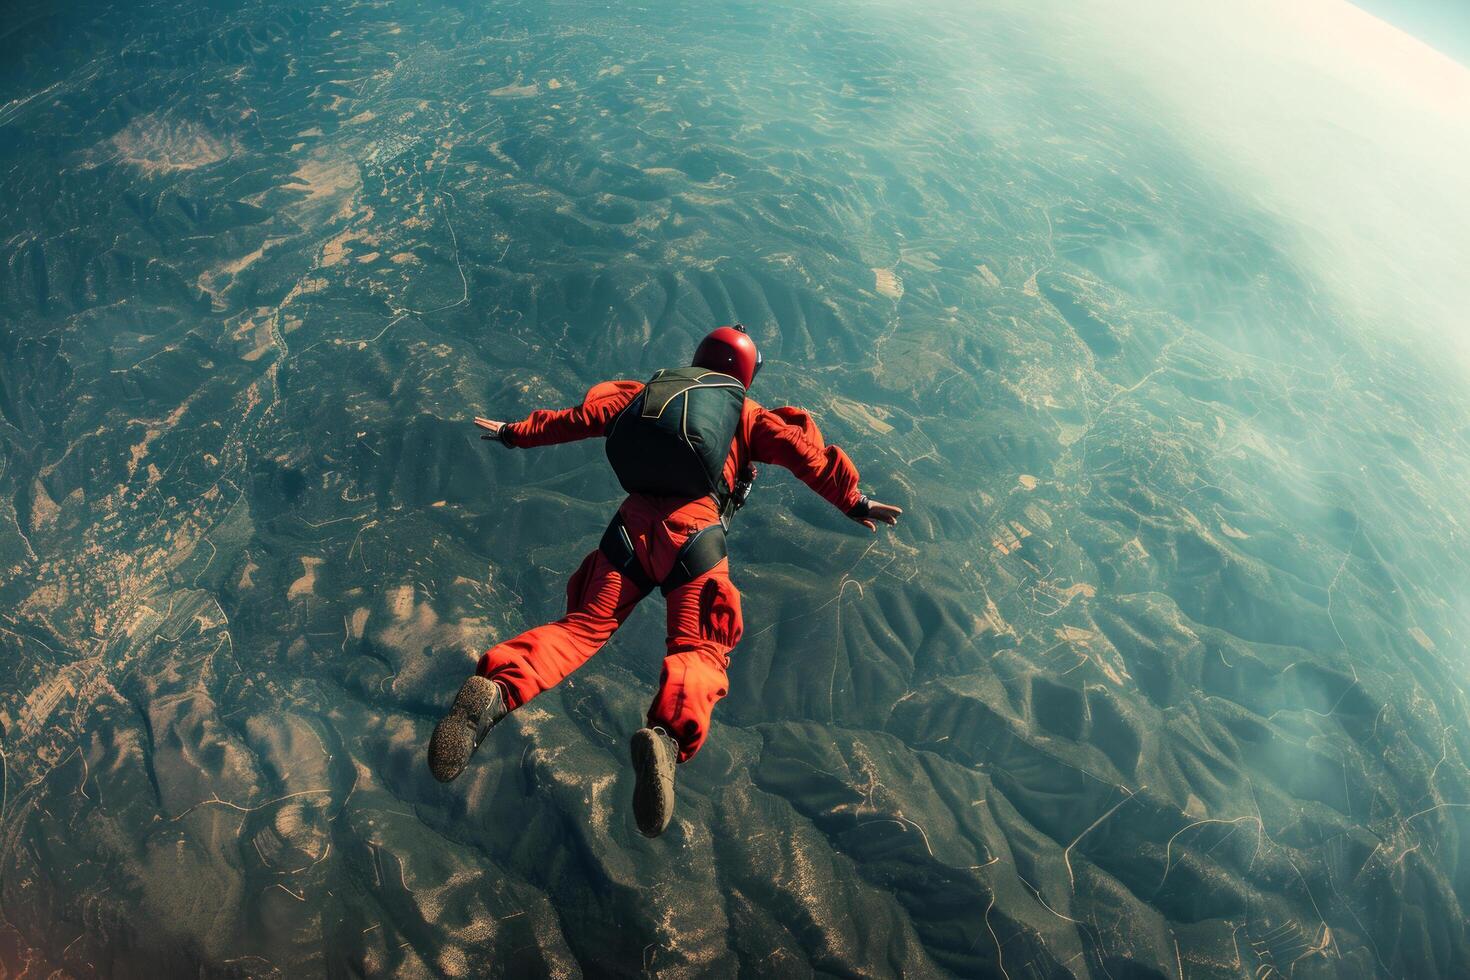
[630,727,680,838]
[427,675,508,783]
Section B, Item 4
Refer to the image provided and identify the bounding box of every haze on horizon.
[983,0,1470,371]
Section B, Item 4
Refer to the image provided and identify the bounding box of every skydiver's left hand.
[475,417,507,442]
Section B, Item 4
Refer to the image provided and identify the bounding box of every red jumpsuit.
[477,380,864,762]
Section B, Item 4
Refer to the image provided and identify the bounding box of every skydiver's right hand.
[860,500,903,532]
[847,495,903,532]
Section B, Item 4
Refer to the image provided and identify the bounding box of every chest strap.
[598,514,728,597]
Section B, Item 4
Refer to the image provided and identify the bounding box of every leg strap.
[598,515,655,595]
[598,514,727,598]
[660,523,727,596]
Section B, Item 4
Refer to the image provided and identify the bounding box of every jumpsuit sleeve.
[747,405,864,514]
[501,380,643,448]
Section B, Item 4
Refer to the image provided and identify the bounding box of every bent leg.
[479,550,645,710]
[649,558,743,761]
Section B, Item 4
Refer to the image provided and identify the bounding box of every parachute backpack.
[599,365,747,595]
[604,366,746,501]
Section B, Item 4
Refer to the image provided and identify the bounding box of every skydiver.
[427,324,902,837]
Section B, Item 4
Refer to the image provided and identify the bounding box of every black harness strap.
[597,514,727,597]
[660,523,727,596]
[598,516,656,595]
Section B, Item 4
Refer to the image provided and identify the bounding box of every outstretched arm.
[475,380,643,448]
[748,405,903,532]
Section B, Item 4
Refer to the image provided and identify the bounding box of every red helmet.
[692,323,762,389]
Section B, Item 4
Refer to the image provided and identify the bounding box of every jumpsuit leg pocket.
[697,574,743,652]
